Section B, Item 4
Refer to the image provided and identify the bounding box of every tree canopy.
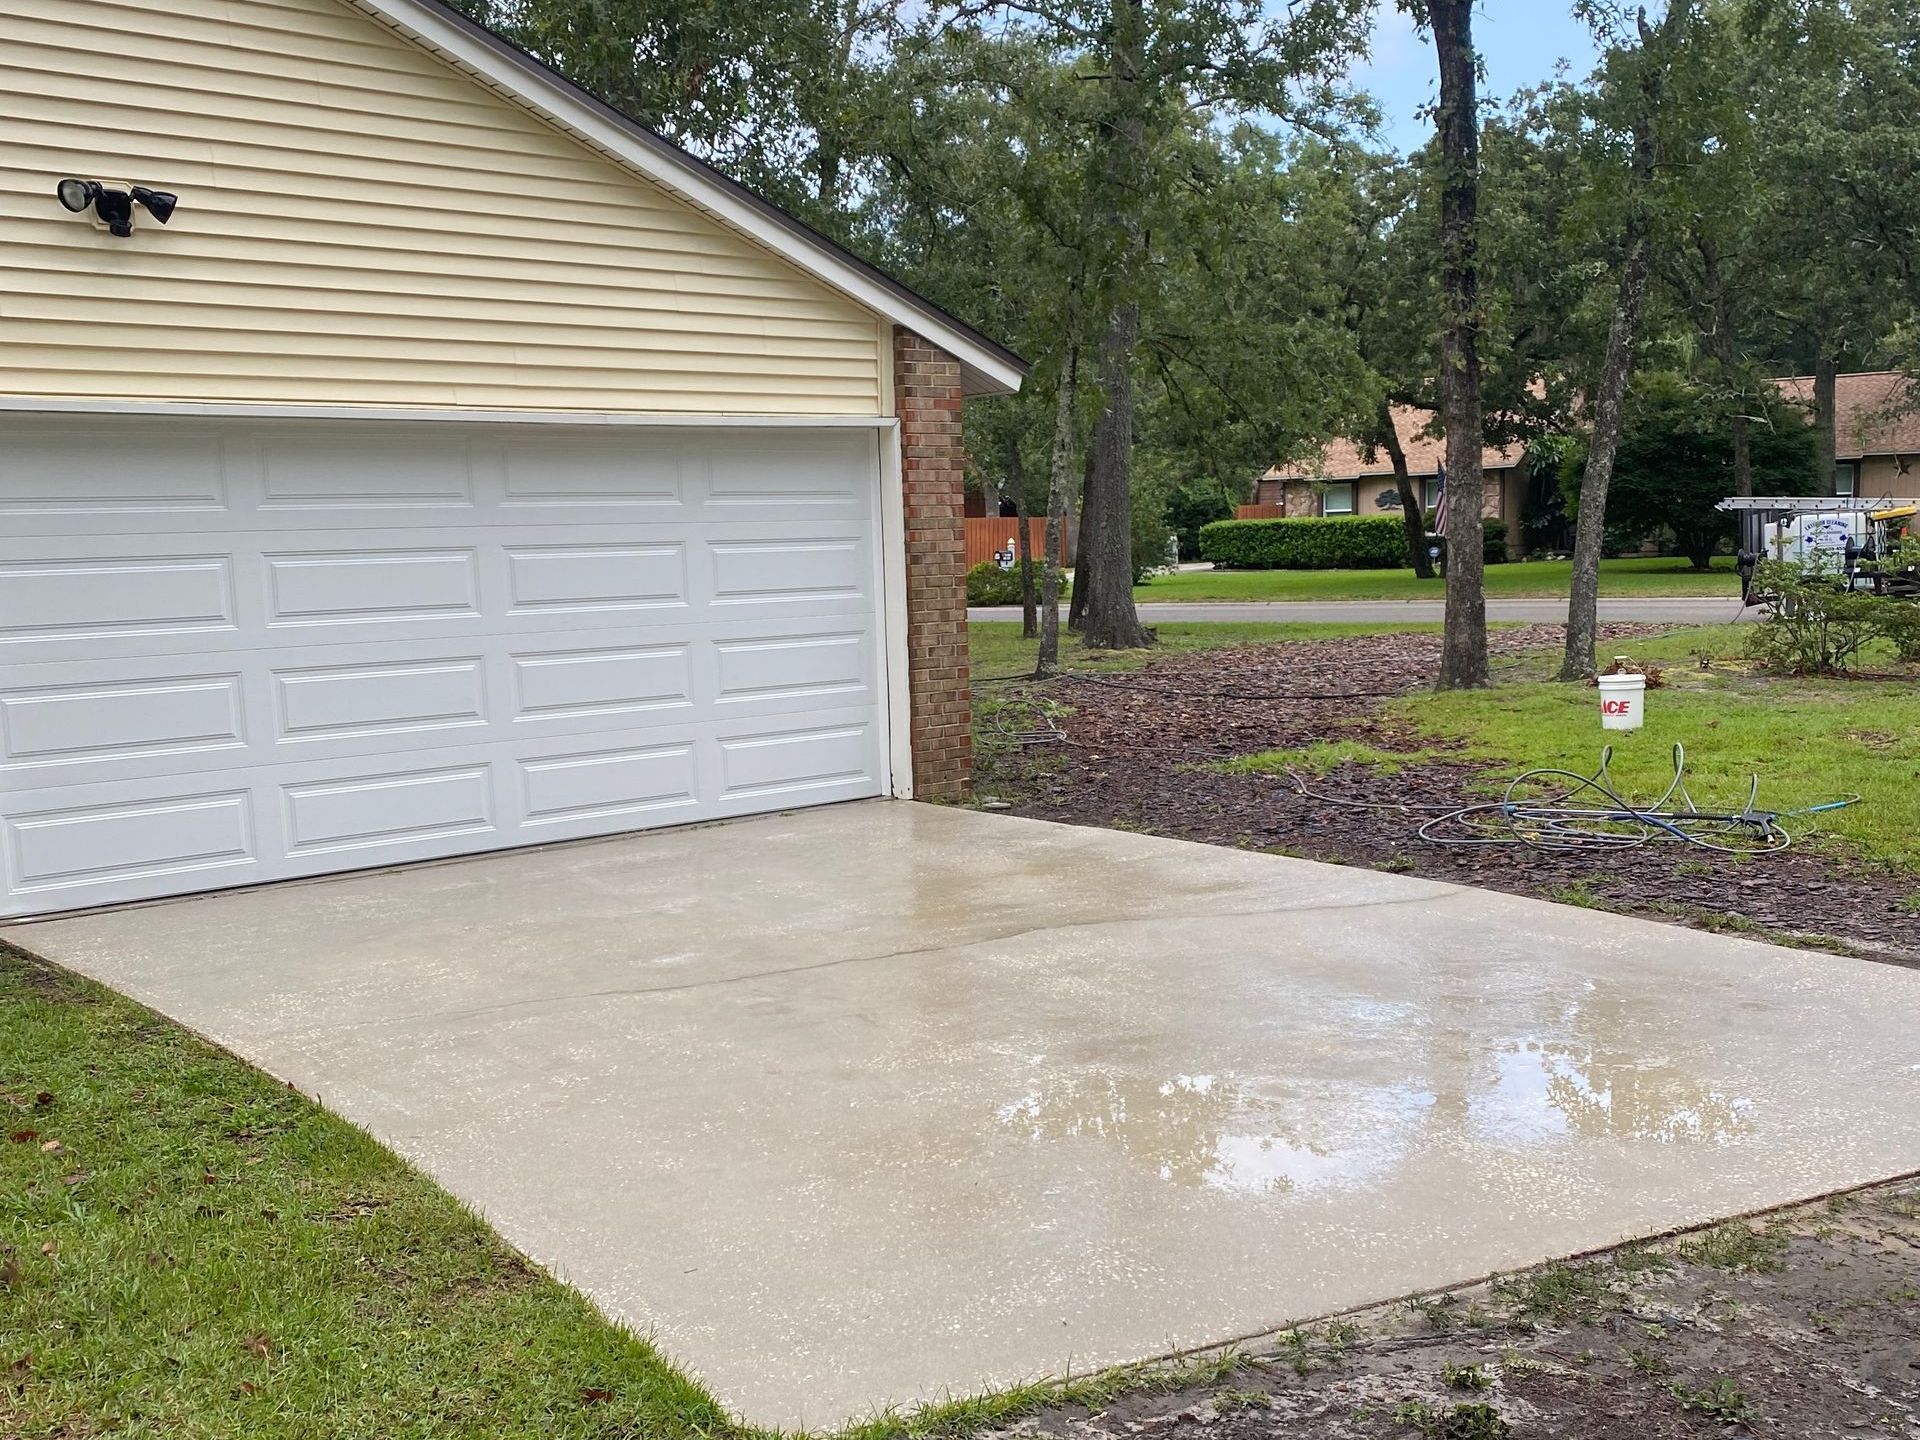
[450,0,1920,670]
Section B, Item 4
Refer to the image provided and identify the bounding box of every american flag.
[1431,462,1449,536]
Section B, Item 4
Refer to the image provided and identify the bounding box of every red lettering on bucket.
[1601,700,1632,714]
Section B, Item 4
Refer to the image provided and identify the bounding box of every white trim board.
[876,421,914,800]
[0,398,896,428]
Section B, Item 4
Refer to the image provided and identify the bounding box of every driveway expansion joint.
[264,886,1472,1036]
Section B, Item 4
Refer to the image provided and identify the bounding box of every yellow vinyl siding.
[0,0,885,413]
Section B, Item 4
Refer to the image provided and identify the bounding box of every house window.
[1322,482,1356,515]
[1834,461,1859,497]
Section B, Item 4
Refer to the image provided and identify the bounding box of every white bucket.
[1597,672,1646,731]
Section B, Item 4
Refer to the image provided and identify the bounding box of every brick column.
[894,327,971,800]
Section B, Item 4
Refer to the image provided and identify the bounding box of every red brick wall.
[894,328,971,800]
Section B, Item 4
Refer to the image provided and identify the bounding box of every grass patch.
[0,947,734,1440]
[1611,1241,1675,1275]
[1626,1346,1669,1376]
[1394,625,1920,872]
[1394,1400,1512,1440]
[1677,1222,1789,1274]
[1494,1262,1609,1324]
[1135,556,1739,604]
[967,620,1442,681]
[1210,1387,1272,1413]
[1442,1362,1492,1392]
[1669,1376,1755,1424]
[1546,880,1605,910]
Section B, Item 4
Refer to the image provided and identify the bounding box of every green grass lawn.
[968,619,1444,680]
[1134,556,1740,603]
[979,614,1916,874]
[1359,625,1914,873]
[0,947,734,1440]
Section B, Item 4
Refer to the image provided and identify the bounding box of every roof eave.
[347,0,1028,398]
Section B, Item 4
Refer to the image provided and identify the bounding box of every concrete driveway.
[8,801,1920,1429]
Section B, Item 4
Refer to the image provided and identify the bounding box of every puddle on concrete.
[1471,1037,1755,1146]
[995,1069,1438,1196]
[996,1022,1754,1194]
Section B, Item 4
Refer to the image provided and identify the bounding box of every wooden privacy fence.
[962,517,1075,570]
[1234,504,1286,520]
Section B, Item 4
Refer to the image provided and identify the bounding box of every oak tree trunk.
[1561,0,1691,680]
[1561,236,1655,678]
[1430,0,1488,689]
[1379,396,1434,578]
[1704,242,1754,497]
[1732,413,1753,498]
[1081,300,1153,650]
[1071,0,1152,652]
[1068,448,1096,631]
[1036,346,1080,677]
[1814,348,1838,492]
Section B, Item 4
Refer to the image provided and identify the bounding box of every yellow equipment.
[1861,506,1919,596]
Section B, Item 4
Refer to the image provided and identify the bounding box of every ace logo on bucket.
[1597,669,1646,731]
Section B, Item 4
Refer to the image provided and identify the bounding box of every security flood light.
[54,178,177,237]
[55,177,97,213]
[130,186,177,225]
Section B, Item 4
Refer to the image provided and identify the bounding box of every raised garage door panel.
[0,417,888,916]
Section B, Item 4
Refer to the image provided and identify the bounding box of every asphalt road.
[967,596,1757,625]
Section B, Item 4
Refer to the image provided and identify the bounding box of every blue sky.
[1348,1,1607,154]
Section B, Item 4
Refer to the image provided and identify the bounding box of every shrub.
[1882,600,1920,663]
[1746,559,1910,674]
[965,560,1066,606]
[1164,477,1235,561]
[1199,514,1407,570]
[1482,517,1509,565]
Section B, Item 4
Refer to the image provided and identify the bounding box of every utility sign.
[1803,515,1853,559]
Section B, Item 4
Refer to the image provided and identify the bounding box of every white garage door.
[0,416,891,918]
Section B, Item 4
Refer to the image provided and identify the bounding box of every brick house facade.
[895,329,972,800]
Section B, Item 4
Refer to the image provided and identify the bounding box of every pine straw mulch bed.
[973,624,1917,968]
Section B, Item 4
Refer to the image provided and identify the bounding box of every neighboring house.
[0,0,1025,918]
[1772,371,1920,500]
[1250,407,1535,553]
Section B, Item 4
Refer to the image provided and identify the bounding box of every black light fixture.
[55,177,97,213]
[54,178,177,237]
[130,186,177,225]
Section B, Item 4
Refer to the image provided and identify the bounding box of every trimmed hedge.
[1198,514,1512,570]
[1199,514,1408,570]
[966,560,1068,606]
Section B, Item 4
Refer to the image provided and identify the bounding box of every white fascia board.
[0,398,895,427]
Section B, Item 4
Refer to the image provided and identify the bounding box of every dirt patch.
[993,1178,1920,1440]
[0,943,101,1003]
[975,626,1917,966]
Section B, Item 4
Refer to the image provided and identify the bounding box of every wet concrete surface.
[7,801,1920,1429]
